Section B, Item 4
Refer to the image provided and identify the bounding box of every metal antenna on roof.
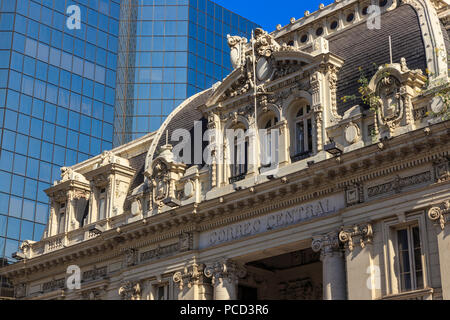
[251,29,259,184]
[389,36,393,64]
[166,130,169,145]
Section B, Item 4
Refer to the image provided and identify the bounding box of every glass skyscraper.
[113,0,259,145]
[0,0,258,266]
[0,0,120,265]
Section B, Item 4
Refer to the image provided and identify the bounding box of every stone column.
[312,232,346,300]
[204,260,246,300]
[428,201,450,299]
[339,223,377,300]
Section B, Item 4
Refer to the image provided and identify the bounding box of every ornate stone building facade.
[1,0,450,300]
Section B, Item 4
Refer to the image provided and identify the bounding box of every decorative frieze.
[345,183,364,206]
[278,277,322,300]
[82,266,107,282]
[367,171,432,198]
[428,200,450,230]
[42,278,65,293]
[338,223,373,251]
[178,232,193,253]
[140,243,179,263]
[123,248,138,267]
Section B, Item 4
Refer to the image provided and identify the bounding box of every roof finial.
[166,130,169,145]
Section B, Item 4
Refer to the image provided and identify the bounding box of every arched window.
[291,103,313,162]
[228,124,248,183]
[260,115,279,168]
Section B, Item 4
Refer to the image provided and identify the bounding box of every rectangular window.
[58,204,66,234]
[98,188,106,221]
[397,225,424,292]
[154,283,169,300]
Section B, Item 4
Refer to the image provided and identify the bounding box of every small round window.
[362,6,368,15]
[316,27,324,36]
[330,20,338,30]
[380,0,388,7]
[346,13,354,22]
[288,40,294,46]
[300,34,308,43]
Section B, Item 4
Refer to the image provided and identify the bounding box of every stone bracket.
[428,200,450,230]
[339,223,373,251]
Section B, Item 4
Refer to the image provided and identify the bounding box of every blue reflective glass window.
[79,134,90,153]
[56,107,68,126]
[34,224,46,241]
[13,33,25,52]
[69,111,80,131]
[0,171,11,193]
[61,51,73,71]
[10,51,23,72]
[94,83,104,101]
[39,161,51,183]
[11,175,24,197]
[21,75,34,96]
[33,80,46,100]
[6,89,20,111]
[92,118,102,137]
[23,56,36,76]
[8,197,22,218]
[13,154,26,176]
[36,60,48,81]
[44,102,57,123]
[96,48,106,66]
[21,220,34,241]
[22,198,35,220]
[73,38,85,58]
[4,110,17,131]
[63,34,74,53]
[39,24,51,45]
[65,149,77,166]
[70,92,81,111]
[40,141,53,163]
[53,145,65,166]
[46,84,58,104]
[14,14,27,34]
[2,0,17,12]
[30,118,42,139]
[67,130,78,150]
[55,126,67,146]
[28,137,41,158]
[26,158,39,179]
[72,56,84,77]
[81,96,92,115]
[32,99,45,119]
[83,78,94,96]
[2,130,15,151]
[17,113,30,135]
[7,217,21,239]
[107,52,116,70]
[24,178,37,200]
[85,42,96,62]
[47,65,59,85]
[58,88,70,107]
[51,28,63,47]
[106,69,116,88]
[92,100,102,119]
[5,239,19,259]
[35,203,48,224]
[37,182,50,203]
[60,69,71,88]
[103,105,113,123]
[27,20,40,40]
[0,214,6,236]
[0,150,13,171]
[90,137,101,155]
[95,65,105,83]
[102,123,112,140]
[71,74,83,93]
[37,43,50,62]
[49,47,61,67]
[42,122,55,143]
[80,115,91,134]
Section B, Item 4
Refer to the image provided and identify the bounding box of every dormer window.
[58,203,66,234]
[292,104,313,162]
[98,188,106,221]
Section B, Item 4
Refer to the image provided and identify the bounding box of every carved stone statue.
[227,35,248,69]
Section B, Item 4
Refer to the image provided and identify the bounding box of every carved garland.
[339,223,373,251]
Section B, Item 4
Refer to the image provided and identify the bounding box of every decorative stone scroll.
[433,156,450,183]
[173,263,207,290]
[311,232,341,259]
[338,223,373,251]
[428,200,450,230]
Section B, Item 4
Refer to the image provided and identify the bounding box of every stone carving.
[428,200,450,230]
[131,198,142,216]
[253,28,281,58]
[81,287,106,300]
[60,167,74,181]
[140,243,178,262]
[178,232,193,252]
[344,122,360,144]
[376,75,405,134]
[339,223,373,251]
[173,263,206,290]
[278,278,322,300]
[311,233,341,259]
[99,150,116,166]
[367,171,431,198]
[15,283,26,298]
[346,183,363,206]
[152,160,170,204]
[118,281,141,300]
[227,35,248,69]
[204,260,247,286]
[433,156,450,183]
[123,248,138,267]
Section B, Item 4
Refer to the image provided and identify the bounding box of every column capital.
[338,223,373,251]
[428,200,450,230]
[311,232,341,259]
[204,259,247,286]
[173,263,206,290]
[118,280,141,300]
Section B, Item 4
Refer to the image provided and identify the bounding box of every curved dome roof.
[145,88,214,172]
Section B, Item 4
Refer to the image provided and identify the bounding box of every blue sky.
[214,0,335,31]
